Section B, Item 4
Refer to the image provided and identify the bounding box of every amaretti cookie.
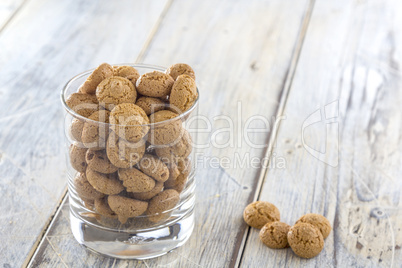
[69,143,87,172]
[86,168,124,195]
[295,213,331,239]
[166,63,196,81]
[135,97,166,115]
[106,133,145,168]
[79,63,114,94]
[288,223,324,258]
[136,71,174,98]
[113,65,140,85]
[96,76,137,110]
[128,181,164,201]
[118,168,156,193]
[164,173,188,193]
[108,195,148,224]
[94,197,117,218]
[243,201,280,229]
[155,129,192,164]
[70,118,84,142]
[147,189,180,223]
[148,110,183,145]
[81,110,110,150]
[177,157,191,176]
[109,103,149,143]
[66,93,99,118]
[259,222,290,249]
[167,162,180,181]
[85,149,118,174]
[74,172,105,201]
[169,74,197,113]
[138,154,169,182]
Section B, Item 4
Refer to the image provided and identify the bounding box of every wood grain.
[29,0,311,267]
[240,0,402,267]
[0,0,26,31]
[0,0,168,267]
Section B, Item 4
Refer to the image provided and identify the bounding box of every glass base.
[70,209,194,259]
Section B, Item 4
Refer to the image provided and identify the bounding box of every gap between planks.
[23,1,175,267]
[135,0,174,63]
[0,0,31,34]
[232,0,316,267]
[24,188,68,268]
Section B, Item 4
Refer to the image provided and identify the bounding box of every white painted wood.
[29,0,311,267]
[241,0,402,267]
[0,0,25,30]
[0,0,168,266]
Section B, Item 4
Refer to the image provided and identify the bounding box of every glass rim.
[60,63,199,127]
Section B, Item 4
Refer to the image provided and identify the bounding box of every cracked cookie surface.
[287,223,324,258]
[259,221,290,249]
[109,103,149,143]
[243,201,280,229]
[113,65,140,85]
[169,74,197,113]
[136,71,174,98]
[296,213,331,239]
[96,76,137,110]
[166,63,195,81]
[80,63,114,94]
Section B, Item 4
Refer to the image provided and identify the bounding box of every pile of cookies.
[66,63,198,224]
[243,201,331,259]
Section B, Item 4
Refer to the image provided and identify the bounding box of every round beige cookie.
[288,223,324,259]
[74,172,105,201]
[167,162,180,181]
[147,189,180,223]
[135,97,166,115]
[148,110,183,145]
[166,63,196,81]
[85,149,118,174]
[136,71,174,98]
[81,110,110,150]
[86,168,124,195]
[66,93,99,118]
[108,195,148,224]
[118,168,156,193]
[177,157,191,176]
[128,181,164,201]
[106,133,146,168]
[169,74,198,113]
[296,213,331,239]
[113,65,140,85]
[259,221,291,249]
[69,143,87,173]
[138,154,169,182]
[164,173,188,193]
[94,197,117,218]
[96,76,137,110]
[155,129,192,164]
[109,103,150,143]
[243,201,280,229]
[70,118,84,142]
[79,63,114,94]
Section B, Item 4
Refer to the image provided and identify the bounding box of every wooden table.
[1,0,401,267]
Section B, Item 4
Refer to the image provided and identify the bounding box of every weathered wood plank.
[0,0,168,267]
[241,0,402,267]
[0,0,26,31]
[30,0,312,266]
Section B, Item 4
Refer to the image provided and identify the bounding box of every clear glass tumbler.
[61,64,198,259]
